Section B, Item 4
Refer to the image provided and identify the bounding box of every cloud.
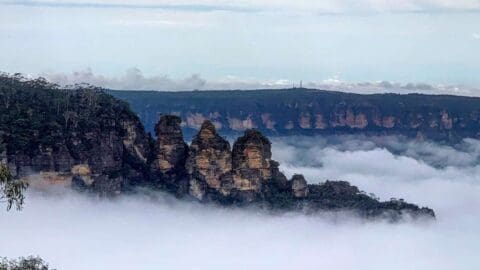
[42,68,207,91]
[1,136,480,269]
[39,68,480,96]
[0,0,260,13]
[2,0,480,14]
[473,33,480,39]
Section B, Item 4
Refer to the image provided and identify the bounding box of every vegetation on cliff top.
[0,73,142,158]
[109,88,480,142]
[0,256,54,270]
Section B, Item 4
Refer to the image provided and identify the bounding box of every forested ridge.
[109,88,480,141]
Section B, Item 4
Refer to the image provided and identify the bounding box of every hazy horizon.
[1,0,479,95]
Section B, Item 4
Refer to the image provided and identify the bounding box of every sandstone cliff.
[186,120,232,200]
[110,88,480,142]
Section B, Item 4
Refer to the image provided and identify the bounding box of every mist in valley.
[1,136,479,270]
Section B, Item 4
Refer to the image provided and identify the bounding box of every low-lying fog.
[1,136,479,269]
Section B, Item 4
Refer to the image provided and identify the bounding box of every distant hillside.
[109,88,480,142]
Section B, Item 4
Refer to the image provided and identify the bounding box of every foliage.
[0,164,27,211]
[0,256,54,270]
[0,73,139,157]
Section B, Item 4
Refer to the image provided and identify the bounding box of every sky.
[0,0,479,92]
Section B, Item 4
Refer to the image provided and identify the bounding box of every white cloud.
[38,68,480,96]
[472,33,480,39]
[2,0,480,14]
[41,68,207,91]
[1,137,480,269]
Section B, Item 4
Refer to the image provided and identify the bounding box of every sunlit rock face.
[186,121,232,200]
[229,129,292,202]
[231,129,272,194]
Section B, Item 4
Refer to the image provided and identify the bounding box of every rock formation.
[230,130,273,199]
[0,75,436,220]
[186,120,232,200]
[0,76,154,196]
[290,174,309,198]
[153,115,188,173]
[152,115,189,194]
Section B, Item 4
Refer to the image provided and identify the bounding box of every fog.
[1,136,480,269]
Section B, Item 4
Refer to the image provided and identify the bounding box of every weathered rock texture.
[186,120,232,199]
[232,130,272,191]
[153,116,188,173]
[151,115,189,194]
[0,75,435,220]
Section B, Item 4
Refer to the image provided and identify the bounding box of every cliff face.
[109,89,480,142]
[0,75,152,196]
[0,75,435,220]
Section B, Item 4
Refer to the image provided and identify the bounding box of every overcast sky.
[0,0,479,91]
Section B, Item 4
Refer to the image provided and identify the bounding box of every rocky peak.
[153,115,188,173]
[290,174,308,198]
[155,115,184,138]
[186,120,232,199]
[232,129,272,173]
[197,120,217,141]
[229,129,275,201]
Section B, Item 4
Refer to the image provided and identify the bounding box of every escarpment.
[0,75,435,220]
[109,88,480,143]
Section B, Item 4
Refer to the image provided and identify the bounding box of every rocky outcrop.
[166,117,432,220]
[186,120,232,199]
[290,174,308,198]
[306,181,435,219]
[152,115,189,195]
[0,75,435,220]
[231,130,272,191]
[0,75,153,196]
[153,115,188,173]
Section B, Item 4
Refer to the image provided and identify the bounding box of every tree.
[0,164,27,211]
[0,256,54,270]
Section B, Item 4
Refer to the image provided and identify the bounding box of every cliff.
[0,74,434,220]
[109,88,480,142]
[0,74,153,196]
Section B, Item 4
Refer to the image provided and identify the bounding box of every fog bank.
[1,136,479,269]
